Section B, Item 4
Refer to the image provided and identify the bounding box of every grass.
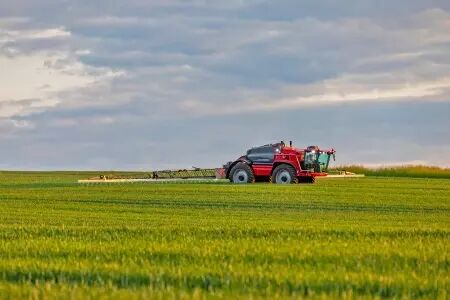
[0,171,449,299]
[332,165,450,179]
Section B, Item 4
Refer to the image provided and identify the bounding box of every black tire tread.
[229,162,255,184]
[271,164,298,184]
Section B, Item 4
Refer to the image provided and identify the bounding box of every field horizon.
[1,165,450,183]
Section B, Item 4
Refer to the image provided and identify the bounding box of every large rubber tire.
[271,164,298,184]
[229,162,255,184]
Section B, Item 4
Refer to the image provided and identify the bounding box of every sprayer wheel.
[271,164,298,184]
[229,162,255,184]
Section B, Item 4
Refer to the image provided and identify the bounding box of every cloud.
[180,75,450,115]
[0,21,123,120]
[0,2,449,169]
[66,8,450,119]
[5,27,70,40]
[170,9,450,116]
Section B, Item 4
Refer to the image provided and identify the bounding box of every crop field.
[0,171,449,299]
[332,165,450,179]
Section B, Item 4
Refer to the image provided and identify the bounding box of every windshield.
[304,151,331,172]
[304,152,317,165]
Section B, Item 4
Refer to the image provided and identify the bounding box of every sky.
[0,0,449,170]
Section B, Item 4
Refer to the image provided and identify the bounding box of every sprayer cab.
[303,145,336,173]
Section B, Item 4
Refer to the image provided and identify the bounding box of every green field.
[332,165,450,179]
[0,172,449,299]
